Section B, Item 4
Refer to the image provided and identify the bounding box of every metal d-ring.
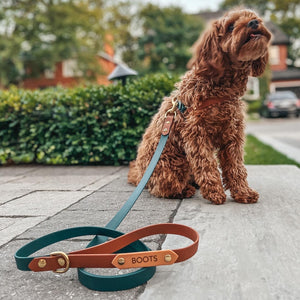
[50,251,70,274]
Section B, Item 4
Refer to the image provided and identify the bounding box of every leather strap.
[15,114,199,291]
[199,97,228,109]
[178,97,229,114]
[19,223,198,272]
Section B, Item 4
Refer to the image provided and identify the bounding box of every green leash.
[15,119,171,291]
[77,131,170,291]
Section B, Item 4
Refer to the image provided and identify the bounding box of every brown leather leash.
[27,223,199,272]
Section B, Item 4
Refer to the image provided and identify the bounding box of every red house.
[268,22,300,97]
[22,44,116,89]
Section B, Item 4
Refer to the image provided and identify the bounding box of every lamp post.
[108,64,138,86]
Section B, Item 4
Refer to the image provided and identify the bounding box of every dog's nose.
[247,19,259,29]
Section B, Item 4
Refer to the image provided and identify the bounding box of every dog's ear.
[187,21,225,80]
[250,51,269,77]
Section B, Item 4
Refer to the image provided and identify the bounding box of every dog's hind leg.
[146,154,196,199]
[128,160,140,186]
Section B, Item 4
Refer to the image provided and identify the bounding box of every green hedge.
[0,73,179,165]
[246,100,261,114]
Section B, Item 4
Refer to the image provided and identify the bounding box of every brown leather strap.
[162,115,174,135]
[180,97,229,115]
[28,223,199,272]
[199,97,229,110]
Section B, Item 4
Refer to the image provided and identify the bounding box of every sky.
[143,0,224,13]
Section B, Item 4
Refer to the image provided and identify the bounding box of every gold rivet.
[57,258,65,267]
[163,128,168,132]
[164,254,172,262]
[38,259,47,268]
[118,257,125,265]
[166,121,170,124]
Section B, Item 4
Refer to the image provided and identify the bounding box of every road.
[246,117,300,163]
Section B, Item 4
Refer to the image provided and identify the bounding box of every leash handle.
[19,223,198,272]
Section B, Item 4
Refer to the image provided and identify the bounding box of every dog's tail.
[127,160,139,186]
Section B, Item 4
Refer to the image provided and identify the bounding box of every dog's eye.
[228,24,234,32]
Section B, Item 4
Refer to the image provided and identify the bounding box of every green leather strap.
[77,133,169,291]
[15,132,169,291]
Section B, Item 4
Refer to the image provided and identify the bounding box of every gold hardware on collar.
[38,258,47,268]
[118,257,125,265]
[50,251,70,273]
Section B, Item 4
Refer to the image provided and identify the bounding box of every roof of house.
[195,10,290,45]
[272,68,300,81]
[98,51,118,64]
[266,22,290,45]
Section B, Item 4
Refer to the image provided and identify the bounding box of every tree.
[221,0,300,65]
[104,0,139,69]
[0,0,107,86]
[135,4,204,74]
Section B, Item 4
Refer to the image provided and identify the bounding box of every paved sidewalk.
[0,165,300,299]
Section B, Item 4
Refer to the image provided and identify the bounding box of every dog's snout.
[247,19,259,29]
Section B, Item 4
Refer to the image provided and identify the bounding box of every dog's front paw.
[202,189,226,205]
[232,188,259,204]
[210,193,227,205]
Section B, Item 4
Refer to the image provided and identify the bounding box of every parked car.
[260,91,300,118]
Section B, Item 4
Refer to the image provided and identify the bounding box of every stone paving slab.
[0,165,38,177]
[0,191,91,246]
[0,166,124,250]
[0,216,46,246]
[70,191,180,211]
[139,165,300,300]
[19,209,176,240]
[0,190,33,205]
[0,191,91,216]
[0,174,102,191]
[101,168,136,192]
[0,166,122,191]
[81,173,121,191]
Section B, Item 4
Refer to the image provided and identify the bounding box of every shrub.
[246,100,261,114]
[0,73,179,165]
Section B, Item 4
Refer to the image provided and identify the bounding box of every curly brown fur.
[128,9,271,204]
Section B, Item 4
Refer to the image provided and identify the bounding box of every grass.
[244,135,300,167]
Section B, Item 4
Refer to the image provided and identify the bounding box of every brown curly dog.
[128,9,272,204]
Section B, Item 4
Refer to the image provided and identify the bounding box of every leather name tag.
[112,250,178,269]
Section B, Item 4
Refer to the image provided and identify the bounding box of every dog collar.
[177,97,229,114]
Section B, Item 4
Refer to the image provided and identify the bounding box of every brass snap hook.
[50,251,70,274]
[165,98,178,118]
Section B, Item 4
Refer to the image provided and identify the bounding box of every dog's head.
[188,9,272,79]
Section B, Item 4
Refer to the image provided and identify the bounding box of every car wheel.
[260,109,270,118]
